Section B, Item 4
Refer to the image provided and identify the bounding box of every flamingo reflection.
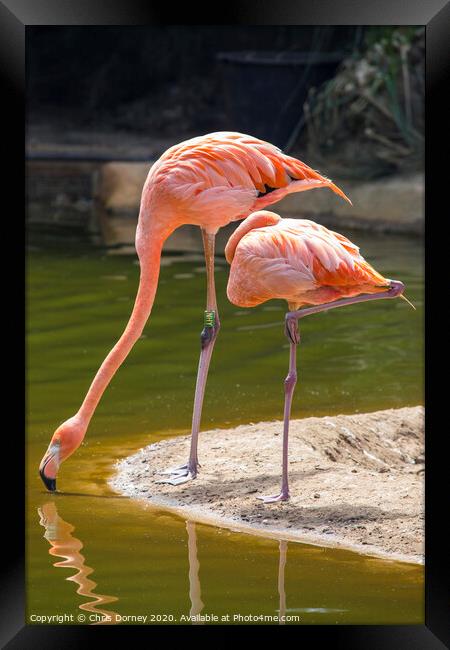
[278,540,288,624]
[38,503,288,625]
[186,520,204,623]
[184,520,288,625]
[38,502,120,625]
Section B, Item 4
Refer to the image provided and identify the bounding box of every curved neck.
[224,211,281,263]
[77,227,166,427]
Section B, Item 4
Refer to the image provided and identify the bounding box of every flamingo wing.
[147,133,350,230]
[227,218,388,308]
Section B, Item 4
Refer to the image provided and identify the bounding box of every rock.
[278,173,424,235]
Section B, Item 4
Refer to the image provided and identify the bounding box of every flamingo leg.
[159,230,220,484]
[258,280,405,501]
[258,318,299,503]
[285,280,405,327]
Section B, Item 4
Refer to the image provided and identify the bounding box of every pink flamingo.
[225,211,411,503]
[39,132,350,491]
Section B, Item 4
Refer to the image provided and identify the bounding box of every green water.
[27,229,424,625]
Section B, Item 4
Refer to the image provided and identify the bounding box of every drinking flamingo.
[39,132,350,492]
[225,210,412,503]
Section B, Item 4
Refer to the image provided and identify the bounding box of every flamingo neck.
[76,224,168,428]
[225,211,281,263]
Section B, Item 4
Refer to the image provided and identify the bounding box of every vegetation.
[303,27,424,178]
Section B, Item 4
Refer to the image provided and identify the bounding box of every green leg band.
[204,310,216,328]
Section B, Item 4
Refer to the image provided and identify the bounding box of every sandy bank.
[110,407,424,564]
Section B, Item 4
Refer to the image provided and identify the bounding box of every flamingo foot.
[257,492,290,504]
[157,462,198,485]
[159,463,189,476]
[156,471,196,486]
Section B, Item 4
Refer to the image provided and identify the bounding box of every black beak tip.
[39,468,56,492]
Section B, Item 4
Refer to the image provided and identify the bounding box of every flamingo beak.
[39,443,60,492]
[40,471,56,493]
[388,280,416,309]
[388,280,405,297]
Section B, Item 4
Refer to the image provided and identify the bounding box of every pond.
[26,228,424,625]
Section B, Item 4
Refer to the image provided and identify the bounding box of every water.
[26,229,424,625]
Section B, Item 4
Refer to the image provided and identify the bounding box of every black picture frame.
[3,1,447,646]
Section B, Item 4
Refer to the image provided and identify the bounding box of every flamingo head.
[387,280,405,296]
[39,416,86,492]
[225,211,281,264]
[388,279,416,309]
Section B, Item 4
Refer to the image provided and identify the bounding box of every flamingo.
[39,132,350,492]
[225,210,412,503]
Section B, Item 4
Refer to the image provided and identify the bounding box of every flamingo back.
[143,132,350,234]
[226,216,389,308]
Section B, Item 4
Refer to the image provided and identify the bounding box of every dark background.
[27,26,359,136]
[25,25,425,247]
[26,25,424,181]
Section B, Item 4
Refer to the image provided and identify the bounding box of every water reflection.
[38,502,120,625]
[186,520,204,623]
[186,525,289,624]
[38,503,291,625]
[278,540,287,624]
[186,521,290,624]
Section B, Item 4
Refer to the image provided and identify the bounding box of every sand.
[110,407,424,564]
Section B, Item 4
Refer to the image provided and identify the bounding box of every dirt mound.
[110,406,424,564]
